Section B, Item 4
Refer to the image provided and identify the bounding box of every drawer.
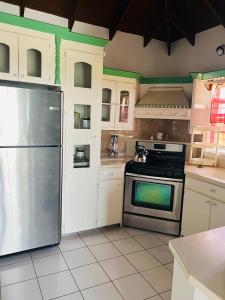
[100,168,124,180]
[185,176,225,203]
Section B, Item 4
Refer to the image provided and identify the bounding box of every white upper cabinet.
[0,24,55,84]
[190,79,212,128]
[115,82,135,129]
[101,80,117,129]
[19,35,53,84]
[0,30,18,80]
[101,76,136,130]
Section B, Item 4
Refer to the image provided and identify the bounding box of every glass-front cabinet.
[63,46,102,233]
[0,26,54,84]
[101,78,135,130]
[19,35,52,84]
[101,80,117,128]
[0,30,18,80]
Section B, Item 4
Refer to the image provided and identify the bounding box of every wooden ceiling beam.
[171,19,195,46]
[143,20,164,47]
[109,0,134,40]
[165,0,171,56]
[204,0,225,28]
[20,0,25,17]
[68,0,79,31]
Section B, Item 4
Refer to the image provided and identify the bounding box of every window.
[210,83,225,124]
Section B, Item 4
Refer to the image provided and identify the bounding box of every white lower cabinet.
[182,189,211,236]
[97,167,124,227]
[209,200,225,230]
[181,176,225,236]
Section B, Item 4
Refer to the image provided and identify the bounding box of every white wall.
[104,26,225,77]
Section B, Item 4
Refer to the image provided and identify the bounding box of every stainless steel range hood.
[135,87,191,120]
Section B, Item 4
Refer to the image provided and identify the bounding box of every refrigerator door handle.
[49,106,60,111]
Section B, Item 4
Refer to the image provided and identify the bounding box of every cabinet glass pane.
[102,104,111,122]
[73,145,90,168]
[0,43,9,73]
[27,49,42,77]
[119,90,129,123]
[74,104,91,129]
[74,62,92,88]
[102,88,112,104]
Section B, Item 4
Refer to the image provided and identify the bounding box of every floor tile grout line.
[30,251,44,300]
[58,244,85,300]
[85,240,126,300]
[0,227,173,299]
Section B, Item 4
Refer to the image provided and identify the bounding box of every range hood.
[135,87,191,120]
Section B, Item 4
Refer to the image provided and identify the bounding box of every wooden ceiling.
[3,0,225,55]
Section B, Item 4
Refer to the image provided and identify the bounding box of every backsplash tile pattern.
[101,119,191,156]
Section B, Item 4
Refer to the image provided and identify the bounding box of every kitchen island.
[169,226,225,300]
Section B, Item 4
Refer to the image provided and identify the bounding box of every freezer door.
[0,147,61,256]
[0,86,61,146]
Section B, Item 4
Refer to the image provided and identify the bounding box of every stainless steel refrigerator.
[0,83,62,256]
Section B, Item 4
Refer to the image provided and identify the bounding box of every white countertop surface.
[169,226,225,300]
[100,155,131,167]
[185,165,225,188]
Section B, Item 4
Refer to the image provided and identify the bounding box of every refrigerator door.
[0,147,61,256]
[0,86,61,146]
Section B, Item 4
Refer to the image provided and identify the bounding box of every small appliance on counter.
[108,134,119,157]
[74,146,89,167]
[124,141,186,236]
[134,144,148,163]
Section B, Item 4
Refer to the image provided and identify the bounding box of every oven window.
[132,181,174,211]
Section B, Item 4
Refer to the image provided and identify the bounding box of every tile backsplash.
[101,119,191,156]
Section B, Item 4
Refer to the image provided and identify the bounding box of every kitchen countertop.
[100,155,132,167]
[169,226,225,300]
[185,164,225,188]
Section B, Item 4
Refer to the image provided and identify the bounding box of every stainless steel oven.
[123,141,186,236]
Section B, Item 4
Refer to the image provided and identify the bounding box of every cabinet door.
[101,80,117,129]
[209,200,225,230]
[98,179,124,227]
[0,30,18,81]
[181,189,211,236]
[64,49,101,233]
[19,35,52,84]
[190,79,211,128]
[115,82,135,130]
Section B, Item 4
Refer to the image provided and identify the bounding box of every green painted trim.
[190,72,202,79]
[61,31,108,47]
[140,76,193,84]
[202,69,225,80]
[0,12,108,47]
[103,67,141,80]
[55,35,61,85]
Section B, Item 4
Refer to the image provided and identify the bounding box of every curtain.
[210,83,225,124]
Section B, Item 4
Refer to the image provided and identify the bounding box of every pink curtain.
[210,83,225,124]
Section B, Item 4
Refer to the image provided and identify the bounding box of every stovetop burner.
[126,141,186,179]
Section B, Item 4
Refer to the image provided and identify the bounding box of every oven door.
[124,173,183,221]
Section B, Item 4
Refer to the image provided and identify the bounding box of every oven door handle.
[125,172,183,183]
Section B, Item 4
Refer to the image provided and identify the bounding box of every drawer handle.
[209,189,215,193]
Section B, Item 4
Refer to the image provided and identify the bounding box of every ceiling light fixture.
[216,44,225,56]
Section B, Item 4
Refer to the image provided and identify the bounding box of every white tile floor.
[0,226,176,300]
